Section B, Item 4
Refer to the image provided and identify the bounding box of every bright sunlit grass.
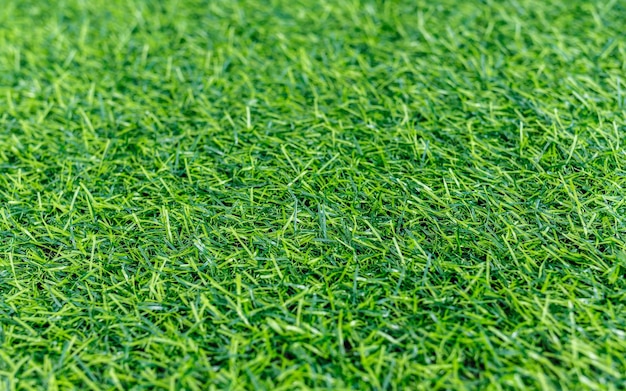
[1,0,625,389]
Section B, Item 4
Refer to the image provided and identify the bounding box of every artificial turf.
[0,0,625,389]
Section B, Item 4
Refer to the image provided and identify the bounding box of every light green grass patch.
[1,0,625,389]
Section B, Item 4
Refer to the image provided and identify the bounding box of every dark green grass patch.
[1,0,625,389]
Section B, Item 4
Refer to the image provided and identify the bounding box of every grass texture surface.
[1,0,626,389]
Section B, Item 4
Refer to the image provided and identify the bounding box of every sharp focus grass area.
[1,0,625,389]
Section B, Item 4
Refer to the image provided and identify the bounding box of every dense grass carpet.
[1,0,625,389]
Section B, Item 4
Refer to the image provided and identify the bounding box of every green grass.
[1,0,625,389]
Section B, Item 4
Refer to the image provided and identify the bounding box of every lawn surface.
[1,0,626,389]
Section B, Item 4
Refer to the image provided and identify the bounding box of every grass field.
[1,0,625,389]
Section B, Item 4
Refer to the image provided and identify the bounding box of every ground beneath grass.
[1,0,625,389]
